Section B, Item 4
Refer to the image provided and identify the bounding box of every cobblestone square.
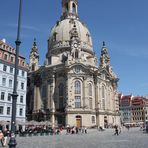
[4,127,146,148]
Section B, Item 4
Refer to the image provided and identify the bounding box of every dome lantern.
[61,0,78,20]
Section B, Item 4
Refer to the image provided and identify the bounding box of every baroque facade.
[27,0,120,128]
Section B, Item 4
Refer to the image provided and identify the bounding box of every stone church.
[27,0,120,128]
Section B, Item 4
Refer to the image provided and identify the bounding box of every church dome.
[48,18,93,52]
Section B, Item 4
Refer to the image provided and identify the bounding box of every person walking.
[3,128,8,147]
[114,125,119,136]
[0,130,4,147]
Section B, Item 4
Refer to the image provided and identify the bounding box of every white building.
[27,0,120,128]
[0,39,28,129]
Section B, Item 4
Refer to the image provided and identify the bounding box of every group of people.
[66,126,87,134]
[0,129,9,147]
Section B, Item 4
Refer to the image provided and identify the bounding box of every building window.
[10,56,14,62]
[7,107,10,115]
[2,78,6,86]
[102,85,105,98]
[1,92,5,100]
[92,116,95,124]
[3,65,7,71]
[20,96,23,103]
[9,79,13,87]
[8,93,11,101]
[53,32,57,42]
[19,108,23,116]
[22,61,25,66]
[59,83,64,109]
[21,71,25,77]
[21,82,24,90]
[88,83,92,96]
[4,54,8,60]
[75,81,81,94]
[10,67,13,73]
[75,96,81,108]
[0,106,4,114]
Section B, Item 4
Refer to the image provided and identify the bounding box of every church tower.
[100,41,110,69]
[29,38,39,72]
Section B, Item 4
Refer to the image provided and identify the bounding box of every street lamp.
[9,0,22,147]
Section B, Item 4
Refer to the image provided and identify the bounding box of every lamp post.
[9,0,22,147]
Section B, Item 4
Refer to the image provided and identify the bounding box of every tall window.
[4,54,7,60]
[3,65,7,71]
[20,96,23,103]
[8,93,11,101]
[21,82,24,90]
[10,67,13,73]
[21,71,25,77]
[88,83,92,96]
[75,81,81,94]
[10,56,14,62]
[0,106,4,114]
[59,83,64,109]
[7,107,10,115]
[75,96,81,108]
[75,80,81,108]
[102,85,105,98]
[2,78,6,86]
[19,108,23,116]
[1,92,5,100]
[9,79,13,87]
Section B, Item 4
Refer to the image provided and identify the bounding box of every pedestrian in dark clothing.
[114,126,118,136]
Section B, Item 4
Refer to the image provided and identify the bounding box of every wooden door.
[76,118,81,128]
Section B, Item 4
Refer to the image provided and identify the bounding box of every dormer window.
[86,33,90,43]
[53,32,57,42]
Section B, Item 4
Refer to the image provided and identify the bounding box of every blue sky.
[0,0,148,96]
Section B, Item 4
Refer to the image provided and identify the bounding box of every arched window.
[72,3,76,13]
[88,83,92,96]
[59,83,64,109]
[75,80,81,108]
[75,81,81,94]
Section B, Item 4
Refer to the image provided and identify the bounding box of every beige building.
[27,0,120,128]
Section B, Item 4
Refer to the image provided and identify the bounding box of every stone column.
[33,86,42,111]
[94,77,99,127]
[51,74,56,127]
